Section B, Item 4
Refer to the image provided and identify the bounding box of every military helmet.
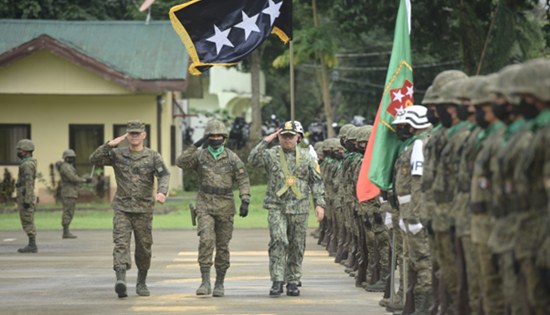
[470,74,499,106]
[338,124,354,139]
[357,125,373,142]
[489,63,523,105]
[313,141,324,156]
[430,70,468,104]
[421,85,438,105]
[346,126,360,141]
[16,139,35,152]
[509,58,550,102]
[204,119,229,137]
[62,149,76,159]
[437,78,468,105]
[392,105,432,129]
[457,75,484,101]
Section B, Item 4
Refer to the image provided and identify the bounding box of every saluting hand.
[264,129,281,143]
[156,192,166,204]
[108,133,128,147]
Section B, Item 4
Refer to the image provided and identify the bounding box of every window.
[113,124,151,148]
[0,124,31,164]
[69,124,103,175]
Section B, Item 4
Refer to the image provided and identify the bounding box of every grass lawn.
[0,185,321,231]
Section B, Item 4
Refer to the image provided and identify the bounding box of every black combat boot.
[269,281,284,296]
[196,267,211,295]
[115,268,128,298]
[136,269,150,296]
[18,236,37,253]
[62,225,77,239]
[212,269,226,297]
[411,291,432,315]
[286,282,300,296]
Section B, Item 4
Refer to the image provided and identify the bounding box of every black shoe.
[286,283,300,296]
[269,281,284,296]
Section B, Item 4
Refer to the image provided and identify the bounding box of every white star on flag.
[395,105,406,116]
[206,25,234,55]
[405,85,414,98]
[262,0,282,26]
[234,11,260,40]
[392,89,404,103]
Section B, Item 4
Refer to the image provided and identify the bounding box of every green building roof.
[0,19,188,81]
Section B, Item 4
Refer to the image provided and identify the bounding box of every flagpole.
[289,40,295,121]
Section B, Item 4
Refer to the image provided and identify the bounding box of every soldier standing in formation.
[248,120,325,297]
[89,120,170,298]
[58,149,90,239]
[16,139,38,254]
[177,119,250,297]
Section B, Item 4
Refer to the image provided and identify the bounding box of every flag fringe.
[272,26,290,44]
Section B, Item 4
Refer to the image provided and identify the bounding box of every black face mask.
[17,152,25,159]
[340,137,346,147]
[518,99,540,119]
[475,107,490,129]
[344,141,356,152]
[457,105,472,121]
[436,106,453,128]
[426,108,439,125]
[396,126,413,141]
[66,157,76,165]
[491,103,512,124]
[208,139,224,148]
[356,143,367,154]
[333,151,344,160]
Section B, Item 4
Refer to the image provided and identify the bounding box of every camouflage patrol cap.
[438,78,468,105]
[470,74,499,106]
[357,125,373,142]
[509,58,550,102]
[338,124,354,139]
[489,63,523,105]
[205,119,229,137]
[126,120,145,133]
[430,70,468,104]
[16,139,34,152]
[62,149,76,159]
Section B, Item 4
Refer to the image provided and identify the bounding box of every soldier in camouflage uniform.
[177,119,250,297]
[248,120,325,297]
[392,105,433,315]
[59,149,90,239]
[509,58,550,314]
[90,120,170,298]
[16,139,38,254]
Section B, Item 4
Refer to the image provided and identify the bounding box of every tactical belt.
[200,185,232,195]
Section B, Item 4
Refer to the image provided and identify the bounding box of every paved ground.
[0,228,390,315]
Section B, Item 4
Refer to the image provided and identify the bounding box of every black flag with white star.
[169,0,292,75]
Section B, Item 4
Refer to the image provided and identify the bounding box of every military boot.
[62,225,77,239]
[196,267,211,295]
[386,288,404,313]
[367,279,386,292]
[286,283,300,296]
[269,281,284,296]
[17,236,37,253]
[411,291,432,315]
[136,269,150,296]
[212,269,225,297]
[115,268,128,298]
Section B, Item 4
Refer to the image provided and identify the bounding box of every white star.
[262,0,282,26]
[395,105,406,116]
[406,85,414,98]
[234,11,260,40]
[206,25,234,55]
[392,89,404,103]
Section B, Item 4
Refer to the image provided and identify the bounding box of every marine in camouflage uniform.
[90,120,170,298]
[509,58,550,314]
[16,139,38,254]
[177,119,250,297]
[249,120,326,297]
[468,76,506,315]
[59,149,89,239]
[393,105,433,315]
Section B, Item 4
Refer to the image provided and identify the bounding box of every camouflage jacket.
[248,140,326,214]
[16,157,36,204]
[59,162,83,199]
[421,125,447,222]
[177,145,250,214]
[89,144,170,214]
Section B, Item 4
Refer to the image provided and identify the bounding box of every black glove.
[373,212,383,225]
[239,200,249,217]
[193,136,207,148]
[23,203,30,209]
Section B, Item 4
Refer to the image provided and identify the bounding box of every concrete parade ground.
[0,228,390,315]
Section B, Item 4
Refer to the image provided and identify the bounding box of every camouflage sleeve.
[60,163,83,184]
[153,152,170,195]
[411,175,423,219]
[21,161,36,204]
[176,146,198,170]
[232,154,250,202]
[308,158,326,208]
[247,140,269,168]
[89,143,114,166]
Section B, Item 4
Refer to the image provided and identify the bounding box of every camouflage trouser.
[18,202,36,237]
[61,197,76,226]
[112,210,153,271]
[499,251,523,315]
[434,228,459,301]
[268,210,308,284]
[197,212,234,272]
[459,235,481,315]
[365,222,390,283]
[375,226,390,279]
[474,242,505,315]
[405,227,432,294]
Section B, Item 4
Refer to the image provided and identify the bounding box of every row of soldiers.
[313,57,550,315]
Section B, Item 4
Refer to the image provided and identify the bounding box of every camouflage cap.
[280,120,302,135]
[126,120,145,133]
